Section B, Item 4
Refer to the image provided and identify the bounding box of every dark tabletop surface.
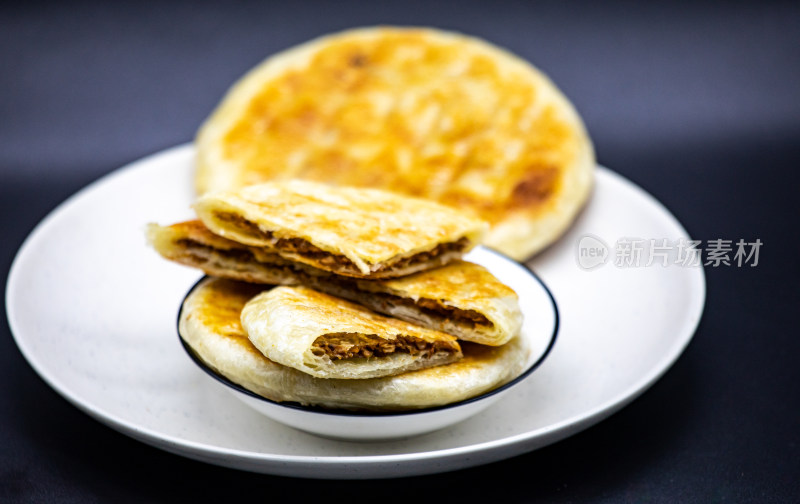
[2,1,798,502]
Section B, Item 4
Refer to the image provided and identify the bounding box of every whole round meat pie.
[196,27,594,260]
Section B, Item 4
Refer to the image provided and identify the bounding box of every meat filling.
[214,212,470,274]
[414,296,490,327]
[376,238,470,273]
[176,238,256,263]
[175,238,321,280]
[311,332,459,361]
[215,212,353,268]
[174,237,490,330]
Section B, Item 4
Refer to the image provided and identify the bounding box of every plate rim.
[5,143,706,472]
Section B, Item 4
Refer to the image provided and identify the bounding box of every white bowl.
[179,247,559,440]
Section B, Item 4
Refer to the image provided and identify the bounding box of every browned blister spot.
[194,280,264,339]
[510,165,559,207]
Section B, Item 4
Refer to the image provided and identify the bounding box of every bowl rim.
[177,247,559,417]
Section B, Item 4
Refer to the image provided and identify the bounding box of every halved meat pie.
[193,180,487,278]
[240,286,462,379]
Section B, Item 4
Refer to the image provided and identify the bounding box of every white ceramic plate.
[6,145,705,479]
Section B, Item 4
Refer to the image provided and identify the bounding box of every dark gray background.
[2,1,798,502]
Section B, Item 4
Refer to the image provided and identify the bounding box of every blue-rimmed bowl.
[179,247,558,440]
